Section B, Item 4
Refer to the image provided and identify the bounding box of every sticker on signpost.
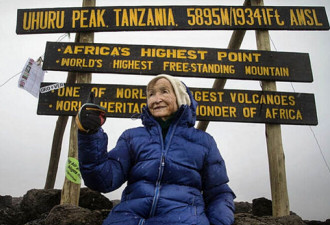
[65,157,81,184]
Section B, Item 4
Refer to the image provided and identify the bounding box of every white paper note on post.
[18,58,45,98]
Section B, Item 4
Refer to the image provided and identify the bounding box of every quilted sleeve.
[202,135,236,225]
[78,128,132,193]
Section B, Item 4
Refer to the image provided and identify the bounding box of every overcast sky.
[0,0,329,221]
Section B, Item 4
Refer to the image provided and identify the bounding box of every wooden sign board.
[38,82,318,125]
[17,6,329,34]
[43,42,313,82]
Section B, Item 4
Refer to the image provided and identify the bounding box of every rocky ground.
[0,188,329,225]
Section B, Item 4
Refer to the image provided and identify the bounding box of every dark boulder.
[235,201,252,214]
[253,197,273,217]
[20,189,61,221]
[0,207,24,225]
[1,190,330,225]
[79,188,113,210]
[305,219,330,225]
[234,213,307,225]
[0,195,12,209]
[45,204,103,225]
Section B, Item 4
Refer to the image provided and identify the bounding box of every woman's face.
[147,78,178,121]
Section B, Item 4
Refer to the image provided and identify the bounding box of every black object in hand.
[75,92,106,134]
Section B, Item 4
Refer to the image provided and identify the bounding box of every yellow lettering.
[217,51,261,62]
[60,58,103,68]
[147,8,155,26]
[80,10,88,28]
[72,9,106,28]
[129,9,138,26]
[101,101,147,114]
[138,9,146,26]
[265,108,303,120]
[114,9,122,26]
[91,87,106,98]
[113,59,153,71]
[196,105,237,118]
[265,108,273,118]
[23,10,65,31]
[122,9,129,26]
[114,8,175,27]
[56,100,81,112]
[57,87,80,97]
[63,45,73,54]
[243,107,257,118]
[290,8,323,27]
[97,9,106,27]
[72,10,80,28]
[89,10,97,27]
[167,8,175,25]
[245,66,289,77]
[312,9,323,26]
[116,88,146,99]
[154,8,165,26]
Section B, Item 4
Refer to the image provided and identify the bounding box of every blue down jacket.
[78,87,235,225]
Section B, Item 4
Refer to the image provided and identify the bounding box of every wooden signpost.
[42,42,313,82]
[16,5,329,34]
[252,0,289,217]
[16,0,329,218]
[59,0,95,206]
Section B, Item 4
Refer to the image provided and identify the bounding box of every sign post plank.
[37,82,318,126]
[16,5,330,34]
[42,42,313,82]
[252,0,290,217]
[60,0,95,206]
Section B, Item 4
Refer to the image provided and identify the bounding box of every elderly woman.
[76,75,235,225]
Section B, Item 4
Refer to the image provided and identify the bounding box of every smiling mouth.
[153,106,166,111]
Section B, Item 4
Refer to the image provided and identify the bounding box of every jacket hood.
[142,83,198,128]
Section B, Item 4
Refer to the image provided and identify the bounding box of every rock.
[20,189,61,221]
[235,201,252,214]
[275,214,307,225]
[1,189,330,225]
[0,195,12,209]
[253,197,273,217]
[0,207,24,225]
[234,213,307,225]
[79,188,113,210]
[44,204,103,225]
[305,220,330,225]
[19,188,113,223]
[12,197,23,207]
[24,213,47,225]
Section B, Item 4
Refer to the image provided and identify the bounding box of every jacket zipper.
[149,120,166,217]
[138,218,145,225]
[148,118,180,218]
[149,154,165,217]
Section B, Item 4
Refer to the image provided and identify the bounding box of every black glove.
[75,103,106,134]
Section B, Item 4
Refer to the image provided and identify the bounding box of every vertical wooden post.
[196,29,245,131]
[45,31,80,190]
[251,0,290,217]
[60,0,95,205]
[197,0,250,131]
[44,64,78,189]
